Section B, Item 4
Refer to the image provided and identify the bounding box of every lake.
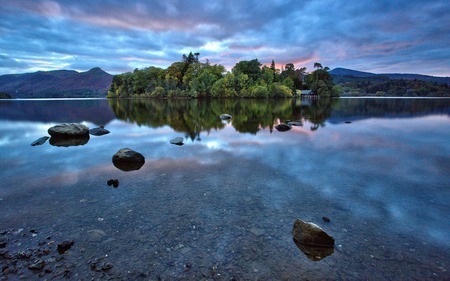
[0,97,449,280]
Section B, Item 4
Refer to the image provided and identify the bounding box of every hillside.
[0,67,113,98]
[330,67,450,84]
[330,68,450,97]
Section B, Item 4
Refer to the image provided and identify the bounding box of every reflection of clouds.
[1,115,449,248]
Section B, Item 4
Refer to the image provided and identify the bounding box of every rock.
[220,114,232,120]
[107,179,114,186]
[345,121,352,124]
[102,263,113,271]
[322,216,330,223]
[0,238,7,248]
[112,179,119,188]
[292,219,334,247]
[293,238,334,261]
[49,135,89,147]
[287,121,302,127]
[170,137,184,146]
[87,229,107,242]
[89,127,110,136]
[28,259,45,270]
[31,136,49,146]
[48,123,89,138]
[275,123,292,132]
[112,148,145,171]
[57,240,74,254]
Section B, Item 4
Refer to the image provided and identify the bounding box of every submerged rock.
[48,123,89,138]
[322,216,330,223]
[31,136,49,146]
[89,126,110,136]
[106,179,119,188]
[292,219,334,247]
[275,123,292,132]
[28,259,45,270]
[112,148,145,171]
[293,238,334,261]
[220,114,232,120]
[57,240,74,254]
[170,137,184,146]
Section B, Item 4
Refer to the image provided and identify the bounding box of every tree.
[232,59,262,82]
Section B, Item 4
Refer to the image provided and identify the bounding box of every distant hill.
[330,67,450,85]
[0,67,113,98]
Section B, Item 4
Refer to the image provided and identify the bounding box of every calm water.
[0,98,449,280]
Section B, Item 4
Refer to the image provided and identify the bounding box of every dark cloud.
[0,0,449,76]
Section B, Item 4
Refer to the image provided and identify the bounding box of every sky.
[0,0,449,76]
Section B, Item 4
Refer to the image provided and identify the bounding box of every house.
[300,90,315,95]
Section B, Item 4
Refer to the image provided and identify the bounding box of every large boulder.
[48,123,89,138]
[112,148,145,171]
[292,219,334,247]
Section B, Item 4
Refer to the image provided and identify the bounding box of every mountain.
[330,67,450,85]
[0,67,113,98]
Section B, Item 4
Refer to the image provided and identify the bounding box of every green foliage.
[107,56,337,99]
[335,77,450,97]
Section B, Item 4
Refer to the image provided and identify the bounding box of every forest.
[107,52,338,99]
[334,76,449,97]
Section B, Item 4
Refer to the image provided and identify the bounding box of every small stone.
[107,179,114,186]
[170,137,184,146]
[17,251,32,259]
[112,179,119,188]
[57,240,74,254]
[322,216,330,223]
[345,121,352,124]
[31,136,49,146]
[89,127,110,136]
[28,259,45,271]
[102,263,113,271]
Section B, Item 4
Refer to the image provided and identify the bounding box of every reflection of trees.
[108,98,336,141]
[331,98,450,121]
[300,98,338,130]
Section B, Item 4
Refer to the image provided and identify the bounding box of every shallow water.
[0,98,449,280]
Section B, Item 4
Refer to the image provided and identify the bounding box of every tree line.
[107,52,339,98]
[334,76,449,97]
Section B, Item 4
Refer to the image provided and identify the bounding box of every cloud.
[0,0,449,76]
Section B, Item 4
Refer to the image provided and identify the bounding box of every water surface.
[0,98,449,280]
